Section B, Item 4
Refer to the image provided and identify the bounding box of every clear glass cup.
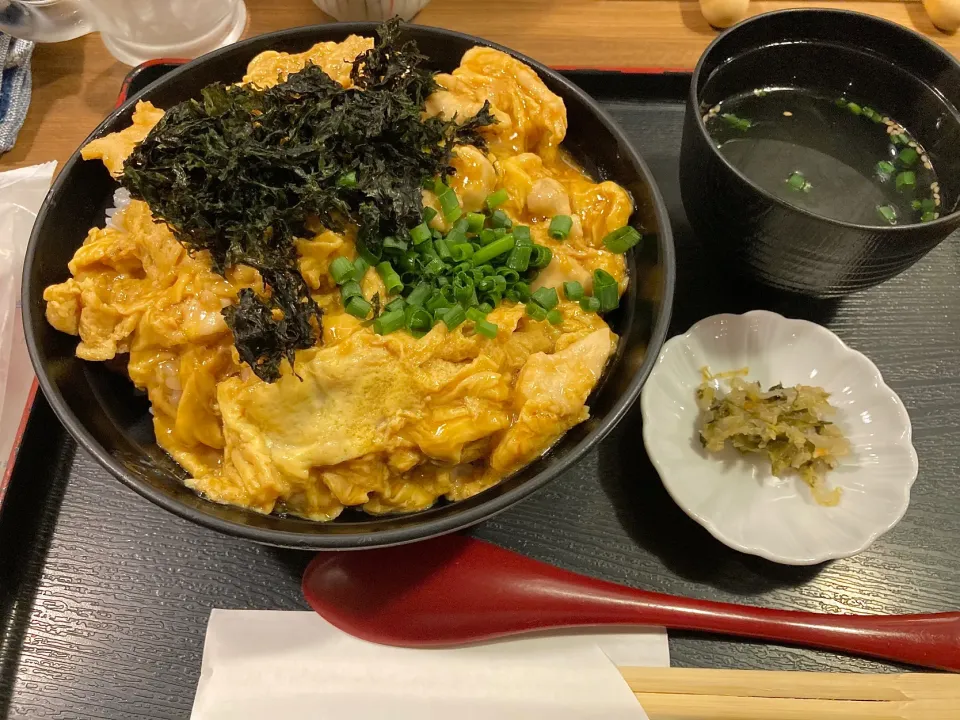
[0,0,247,65]
[0,0,92,43]
[76,0,247,65]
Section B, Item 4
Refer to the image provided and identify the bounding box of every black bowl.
[680,9,960,297]
[23,23,675,549]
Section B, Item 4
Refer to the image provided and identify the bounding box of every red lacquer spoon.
[302,534,960,671]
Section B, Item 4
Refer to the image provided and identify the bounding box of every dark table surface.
[2,83,959,719]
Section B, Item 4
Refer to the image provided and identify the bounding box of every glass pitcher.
[0,0,247,65]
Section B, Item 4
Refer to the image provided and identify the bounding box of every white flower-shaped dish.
[640,311,918,565]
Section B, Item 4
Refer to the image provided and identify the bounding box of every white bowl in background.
[312,0,431,21]
[640,310,918,565]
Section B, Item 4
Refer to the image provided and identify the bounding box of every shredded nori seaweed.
[121,19,495,381]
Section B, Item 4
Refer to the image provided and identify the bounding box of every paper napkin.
[191,610,669,719]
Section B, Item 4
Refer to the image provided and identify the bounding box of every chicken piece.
[242,35,374,89]
[297,230,349,292]
[427,47,567,160]
[571,180,634,248]
[491,327,615,473]
[527,177,571,217]
[448,145,497,212]
[81,101,164,176]
[530,249,593,293]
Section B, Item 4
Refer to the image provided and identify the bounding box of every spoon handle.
[597,584,960,671]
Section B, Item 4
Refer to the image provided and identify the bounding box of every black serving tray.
[2,65,959,719]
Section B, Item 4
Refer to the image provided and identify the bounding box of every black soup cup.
[680,9,960,297]
[23,23,675,550]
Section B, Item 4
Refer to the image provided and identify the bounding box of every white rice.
[104,187,132,229]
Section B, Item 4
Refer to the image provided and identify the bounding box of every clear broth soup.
[705,88,941,227]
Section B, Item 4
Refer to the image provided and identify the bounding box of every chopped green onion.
[466,212,486,233]
[896,171,916,191]
[425,291,452,313]
[410,223,432,245]
[892,133,909,146]
[478,228,497,245]
[424,257,446,276]
[384,237,408,254]
[549,215,573,240]
[876,204,897,225]
[525,302,548,321]
[432,228,443,240]
[466,307,487,323]
[453,217,469,233]
[847,102,862,115]
[357,241,381,265]
[330,256,356,284]
[397,252,417,273]
[546,308,563,325]
[453,275,475,304]
[531,286,559,310]
[353,256,370,278]
[475,320,499,339]
[472,235,516,265]
[478,302,494,313]
[721,113,751,131]
[405,306,433,333]
[835,97,847,108]
[499,270,518,286]
[337,171,358,188]
[340,281,362,300]
[376,261,404,295]
[593,269,619,312]
[484,290,502,306]
[505,289,519,303]
[434,238,452,260]
[439,188,461,221]
[385,297,406,313]
[579,296,601,313]
[876,160,896,177]
[602,226,642,253]
[489,209,512,229]
[786,171,807,191]
[442,305,466,330]
[898,147,919,167]
[446,227,467,246]
[485,188,509,210]
[513,225,532,245]
[451,243,475,262]
[493,227,508,239]
[406,282,432,307]
[515,282,531,301]
[422,206,438,224]
[373,309,405,335]
[344,295,372,319]
[563,281,584,301]
[418,238,438,260]
[921,210,937,222]
[530,244,553,268]
[920,197,936,212]
[506,244,532,272]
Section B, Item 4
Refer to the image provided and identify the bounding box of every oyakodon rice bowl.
[24,22,674,548]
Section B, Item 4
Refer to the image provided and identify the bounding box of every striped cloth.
[0,34,34,153]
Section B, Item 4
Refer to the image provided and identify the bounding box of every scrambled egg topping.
[45,38,632,520]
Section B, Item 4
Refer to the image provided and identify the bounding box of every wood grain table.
[4,0,960,173]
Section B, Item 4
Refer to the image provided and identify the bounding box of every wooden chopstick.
[618,667,960,720]
[632,693,956,720]
[618,667,960,700]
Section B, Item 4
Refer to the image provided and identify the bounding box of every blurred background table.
[3,0,960,172]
